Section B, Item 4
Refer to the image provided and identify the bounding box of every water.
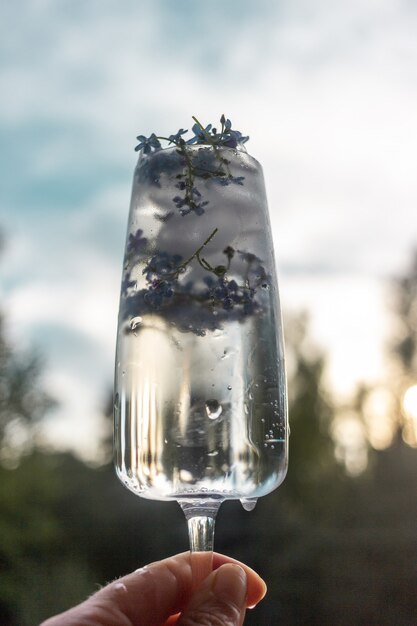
[240,497,258,511]
[114,317,287,501]
[114,145,288,503]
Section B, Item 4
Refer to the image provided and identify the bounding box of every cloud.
[1,0,417,457]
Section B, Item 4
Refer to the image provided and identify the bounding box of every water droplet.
[164,438,168,444]
[208,450,219,457]
[205,400,222,420]
[130,316,143,331]
[240,498,258,511]
[249,392,254,400]
[261,418,265,423]
[227,385,232,391]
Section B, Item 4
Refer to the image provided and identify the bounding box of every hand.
[40,551,267,626]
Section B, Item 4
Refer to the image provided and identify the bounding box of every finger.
[211,553,266,608]
[176,563,247,626]
[117,552,265,626]
[41,551,266,626]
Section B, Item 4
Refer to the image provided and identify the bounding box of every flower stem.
[165,228,219,279]
[192,116,232,178]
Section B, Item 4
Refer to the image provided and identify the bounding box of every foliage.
[0,314,55,464]
[1,246,417,624]
[391,249,417,374]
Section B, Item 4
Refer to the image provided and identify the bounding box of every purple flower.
[168,129,188,143]
[135,133,162,154]
[121,272,136,295]
[187,123,213,145]
[127,229,148,254]
[222,129,249,148]
[144,280,174,309]
[143,252,183,282]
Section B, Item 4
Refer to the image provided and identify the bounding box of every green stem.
[191,116,232,178]
[191,116,215,146]
[162,228,219,280]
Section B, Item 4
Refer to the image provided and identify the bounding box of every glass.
[114,139,288,587]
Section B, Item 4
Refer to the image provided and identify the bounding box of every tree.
[391,249,417,374]
[0,313,55,465]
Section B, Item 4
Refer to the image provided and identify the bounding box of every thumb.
[176,563,247,626]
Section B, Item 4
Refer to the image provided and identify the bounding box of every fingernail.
[213,564,247,607]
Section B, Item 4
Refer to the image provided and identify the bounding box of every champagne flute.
[114,117,288,587]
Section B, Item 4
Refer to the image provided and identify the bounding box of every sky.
[1,0,416,460]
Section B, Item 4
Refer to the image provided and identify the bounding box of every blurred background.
[1,1,416,624]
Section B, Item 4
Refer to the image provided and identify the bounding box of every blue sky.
[1,0,416,459]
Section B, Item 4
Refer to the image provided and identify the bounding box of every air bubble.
[205,400,222,420]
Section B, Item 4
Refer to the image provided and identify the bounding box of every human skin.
[40,551,267,626]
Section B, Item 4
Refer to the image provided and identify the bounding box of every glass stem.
[179,500,221,590]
